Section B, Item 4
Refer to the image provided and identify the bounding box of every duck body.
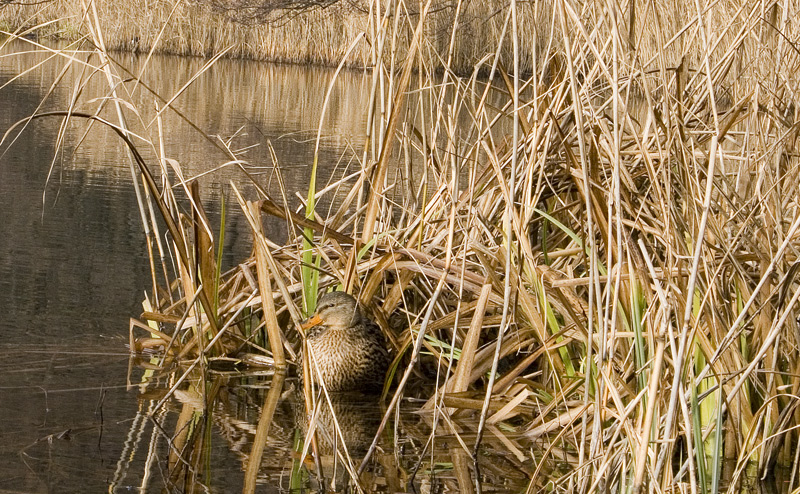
[301,291,390,393]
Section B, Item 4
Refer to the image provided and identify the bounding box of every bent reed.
[5,0,800,492]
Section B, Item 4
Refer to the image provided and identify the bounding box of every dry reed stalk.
[243,199,286,367]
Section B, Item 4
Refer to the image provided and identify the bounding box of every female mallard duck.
[301,291,390,393]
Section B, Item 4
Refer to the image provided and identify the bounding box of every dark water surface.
[0,40,373,493]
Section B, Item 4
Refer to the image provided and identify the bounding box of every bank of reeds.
[6,0,800,79]
[6,0,800,492]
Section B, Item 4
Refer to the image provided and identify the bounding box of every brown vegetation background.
[4,0,792,82]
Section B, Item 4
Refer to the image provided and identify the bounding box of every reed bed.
[6,0,800,492]
[5,0,799,75]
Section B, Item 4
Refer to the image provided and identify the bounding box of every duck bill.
[301,314,324,330]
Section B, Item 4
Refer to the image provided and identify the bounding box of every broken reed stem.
[451,281,493,394]
[246,200,286,368]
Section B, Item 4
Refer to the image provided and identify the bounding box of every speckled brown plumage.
[301,291,390,393]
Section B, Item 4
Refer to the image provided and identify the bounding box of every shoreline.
[2,0,785,91]
[0,0,530,73]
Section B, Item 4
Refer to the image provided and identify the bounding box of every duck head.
[301,291,363,331]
